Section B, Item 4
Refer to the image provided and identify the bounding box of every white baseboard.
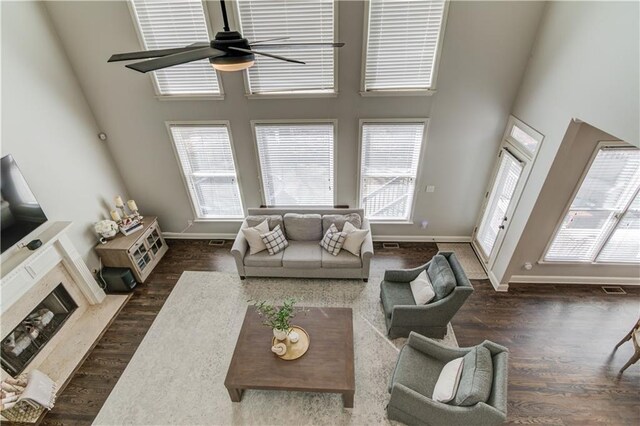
[162,232,237,240]
[488,270,509,292]
[509,275,640,286]
[373,235,472,243]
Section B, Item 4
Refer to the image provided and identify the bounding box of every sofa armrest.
[406,331,471,361]
[384,261,430,283]
[389,383,506,426]
[231,221,249,277]
[360,219,374,278]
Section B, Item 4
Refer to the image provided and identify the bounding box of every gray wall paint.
[44,0,544,239]
[504,121,639,283]
[1,1,129,268]
[490,0,640,283]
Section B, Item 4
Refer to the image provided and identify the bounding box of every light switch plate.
[425,185,435,193]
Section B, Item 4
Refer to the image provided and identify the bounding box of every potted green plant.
[252,298,298,341]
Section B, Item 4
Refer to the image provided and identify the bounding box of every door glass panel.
[476,150,524,258]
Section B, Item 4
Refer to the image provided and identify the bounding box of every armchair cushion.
[454,346,494,406]
[428,255,457,301]
[380,280,415,319]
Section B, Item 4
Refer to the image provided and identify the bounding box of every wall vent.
[602,286,626,295]
[208,239,226,246]
[382,242,400,249]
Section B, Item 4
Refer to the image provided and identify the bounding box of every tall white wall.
[1,1,129,268]
[44,0,544,239]
[491,0,640,284]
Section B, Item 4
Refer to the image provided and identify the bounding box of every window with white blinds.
[363,0,446,92]
[130,0,220,96]
[545,147,640,263]
[359,122,426,220]
[236,0,335,94]
[254,123,335,206]
[169,124,243,218]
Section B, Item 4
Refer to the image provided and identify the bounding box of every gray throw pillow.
[452,346,493,406]
[246,215,283,231]
[427,255,457,301]
[321,213,362,234]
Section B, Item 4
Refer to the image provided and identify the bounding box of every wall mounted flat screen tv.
[1,155,48,253]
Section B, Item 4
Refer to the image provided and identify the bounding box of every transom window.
[169,124,243,219]
[359,121,427,221]
[130,0,221,96]
[545,146,640,263]
[236,0,336,94]
[363,0,447,93]
[254,122,335,206]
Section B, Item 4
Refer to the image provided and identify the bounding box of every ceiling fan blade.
[126,47,225,73]
[108,44,209,62]
[229,47,305,65]
[250,42,345,49]
[250,37,291,45]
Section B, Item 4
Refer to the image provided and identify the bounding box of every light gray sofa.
[388,332,509,425]
[380,252,474,339]
[231,208,373,281]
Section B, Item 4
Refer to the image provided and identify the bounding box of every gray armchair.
[388,332,509,426]
[380,252,473,339]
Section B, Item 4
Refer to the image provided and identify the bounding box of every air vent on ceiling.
[602,286,626,295]
[382,242,400,249]
[208,239,225,246]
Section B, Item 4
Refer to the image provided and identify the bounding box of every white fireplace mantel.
[1,221,105,314]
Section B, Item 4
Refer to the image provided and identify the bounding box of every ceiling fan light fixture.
[211,59,255,72]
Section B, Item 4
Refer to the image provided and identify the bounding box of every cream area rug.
[94,271,457,426]
[436,243,488,280]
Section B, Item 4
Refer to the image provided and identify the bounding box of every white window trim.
[540,140,640,266]
[127,0,225,100]
[356,118,430,223]
[359,0,449,96]
[234,0,340,98]
[250,119,338,207]
[504,115,544,160]
[165,120,246,221]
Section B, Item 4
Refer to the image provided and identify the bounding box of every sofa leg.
[240,276,246,280]
[363,278,368,283]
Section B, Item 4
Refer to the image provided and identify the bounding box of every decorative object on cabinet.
[94,217,167,283]
[94,219,119,242]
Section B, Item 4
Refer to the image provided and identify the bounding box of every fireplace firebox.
[1,284,77,376]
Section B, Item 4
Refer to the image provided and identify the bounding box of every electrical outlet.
[425,185,435,193]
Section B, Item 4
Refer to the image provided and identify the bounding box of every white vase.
[273,328,288,341]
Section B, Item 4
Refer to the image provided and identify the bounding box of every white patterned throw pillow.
[260,224,289,255]
[320,224,347,256]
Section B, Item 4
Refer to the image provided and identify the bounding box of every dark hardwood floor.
[42,240,640,425]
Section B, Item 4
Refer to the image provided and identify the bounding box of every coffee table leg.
[342,391,354,408]
[226,386,244,402]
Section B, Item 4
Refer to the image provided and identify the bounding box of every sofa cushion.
[427,255,457,301]
[453,346,493,406]
[282,241,322,268]
[246,215,283,231]
[380,280,416,319]
[244,249,284,267]
[283,213,322,241]
[321,248,361,268]
[322,213,362,234]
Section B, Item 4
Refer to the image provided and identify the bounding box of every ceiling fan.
[108,0,344,73]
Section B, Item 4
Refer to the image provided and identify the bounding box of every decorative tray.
[271,325,310,361]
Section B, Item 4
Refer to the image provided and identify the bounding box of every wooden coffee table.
[224,306,355,407]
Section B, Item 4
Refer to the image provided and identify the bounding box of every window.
[254,122,335,206]
[545,146,640,263]
[363,0,447,93]
[236,0,335,94]
[130,0,221,96]
[169,124,243,219]
[506,116,543,157]
[359,121,426,220]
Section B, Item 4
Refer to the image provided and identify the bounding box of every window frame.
[356,118,430,223]
[234,0,340,99]
[541,141,640,265]
[360,0,449,96]
[166,120,245,221]
[251,119,338,207]
[127,0,225,101]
